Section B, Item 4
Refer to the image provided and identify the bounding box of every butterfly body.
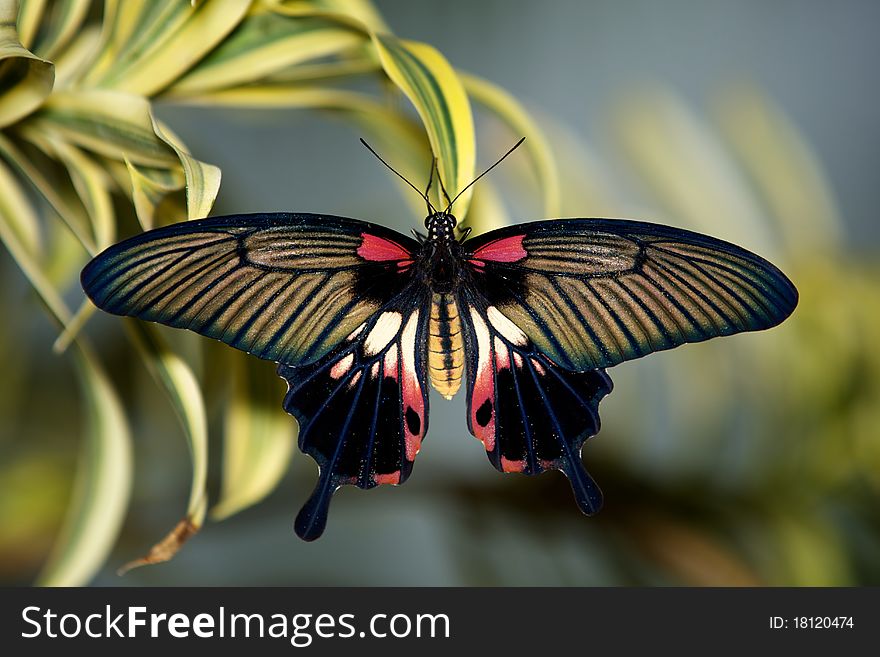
[81,210,797,541]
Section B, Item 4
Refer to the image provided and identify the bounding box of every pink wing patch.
[470,234,527,264]
[357,233,414,263]
[467,306,497,452]
[400,311,425,461]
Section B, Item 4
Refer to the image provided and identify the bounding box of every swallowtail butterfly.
[81,141,798,540]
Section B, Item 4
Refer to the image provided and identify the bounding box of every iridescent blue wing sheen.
[279,284,431,540]
[81,213,419,367]
[463,218,798,372]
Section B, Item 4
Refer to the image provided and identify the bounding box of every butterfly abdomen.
[428,293,464,399]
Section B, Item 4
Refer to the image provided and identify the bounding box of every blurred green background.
[1,0,878,586]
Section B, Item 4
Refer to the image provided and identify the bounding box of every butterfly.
[80,141,798,540]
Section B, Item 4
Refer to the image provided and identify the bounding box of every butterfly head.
[425,211,458,242]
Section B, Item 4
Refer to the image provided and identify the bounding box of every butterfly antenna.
[445,137,526,213]
[423,157,437,216]
[360,138,436,213]
[436,166,453,209]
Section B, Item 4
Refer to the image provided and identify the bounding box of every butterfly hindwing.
[81,213,419,367]
[459,289,613,515]
[278,285,431,540]
[465,218,798,371]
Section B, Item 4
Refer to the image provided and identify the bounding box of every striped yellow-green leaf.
[36,342,133,586]
[166,10,366,96]
[88,0,251,96]
[372,33,475,215]
[3,127,97,254]
[124,158,186,230]
[0,157,132,587]
[0,0,54,128]
[212,352,294,521]
[0,138,42,255]
[15,0,46,49]
[27,89,179,167]
[50,24,101,89]
[460,72,560,219]
[27,0,90,62]
[120,320,208,574]
[151,118,221,222]
[45,137,116,250]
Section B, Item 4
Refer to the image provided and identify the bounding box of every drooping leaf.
[120,319,208,573]
[28,0,91,62]
[36,342,133,586]
[372,33,475,214]
[166,10,365,96]
[0,156,132,588]
[460,72,560,219]
[87,0,252,96]
[212,352,294,521]
[0,0,54,128]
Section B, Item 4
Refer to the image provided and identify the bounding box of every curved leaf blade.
[373,33,475,215]
[93,0,252,96]
[0,157,132,587]
[0,1,54,128]
[120,320,208,573]
[460,72,560,219]
[166,12,365,96]
[212,352,294,521]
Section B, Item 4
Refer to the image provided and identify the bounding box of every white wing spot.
[330,352,354,379]
[487,305,527,346]
[363,311,403,356]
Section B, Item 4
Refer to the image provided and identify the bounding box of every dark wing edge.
[81,212,420,367]
[464,218,799,372]
[279,285,431,540]
[458,287,613,516]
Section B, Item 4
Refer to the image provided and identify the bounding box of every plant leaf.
[0,130,95,254]
[15,0,47,50]
[460,72,560,218]
[29,0,91,62]
[612,85,776,256]
[0,157,132,587]
[36,342,133,586]
[124,157,186,230]
[0,0,54,128]
[212,352,294,521]
[26,89,179,166]
[90,0,252,96]
[121,319,208,573]
[372,33,475,215]
[151,117,221,221]
[166,11,365,96]
[0,137,42,255]
[712,82,843,251]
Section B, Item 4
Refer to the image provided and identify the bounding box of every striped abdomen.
[428,293,464,399]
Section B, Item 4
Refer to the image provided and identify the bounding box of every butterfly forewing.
[81,213,419,367]
[464,218,799,372]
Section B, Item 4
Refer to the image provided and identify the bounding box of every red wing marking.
[467,306,496,451]
[470,234,527,263]
[374,471,401,485]
[400,310,425,460]
[500,457,527,473]
[357,233,414,262]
